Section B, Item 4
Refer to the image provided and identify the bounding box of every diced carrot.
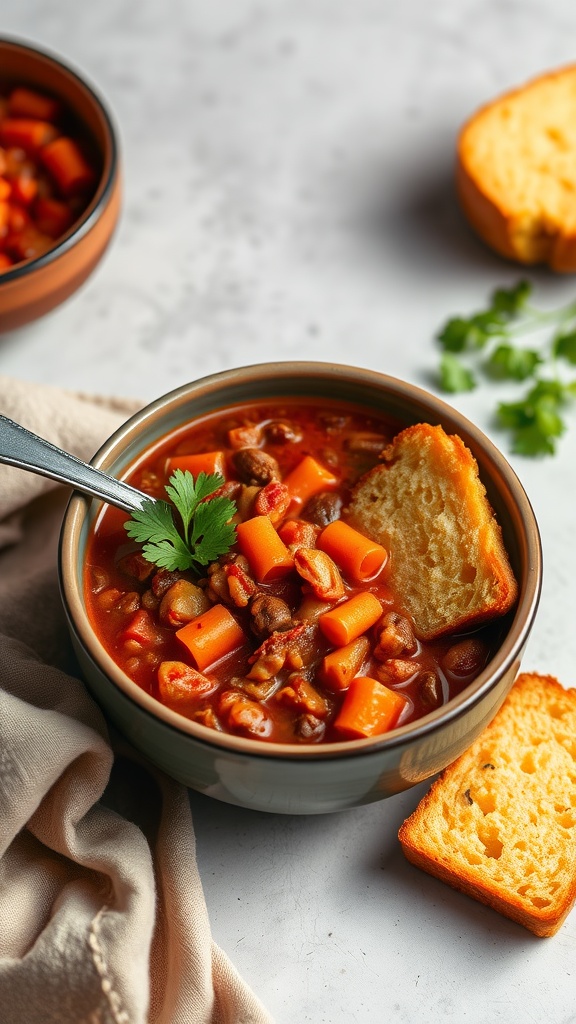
[34,196,74,238]
[319,592,382,647]
[236,515,295,582]
[10,174,38,206]
[0,118,59,153]
[8,86,62,123]
[165,451,227,479]
[0,177,11,201]
[318,520,387,581]
[40,136,96,196]
[319,635,370,692]
[176,604,246,671]
[333,676,408,738]
[282,455,339,509]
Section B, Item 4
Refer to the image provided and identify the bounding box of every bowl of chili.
[60,363,542,814]
[0,36,120,331]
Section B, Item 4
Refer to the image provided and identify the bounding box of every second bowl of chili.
[0,36,120,331]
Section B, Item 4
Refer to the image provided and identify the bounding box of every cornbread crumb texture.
[399,673,576,937]
[457,65,576,270]
[346,423,517,641]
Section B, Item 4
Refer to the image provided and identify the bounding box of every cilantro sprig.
[436,280,576,455]
[124,469,237,572]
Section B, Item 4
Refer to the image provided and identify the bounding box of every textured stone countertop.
[2,2,576,1021]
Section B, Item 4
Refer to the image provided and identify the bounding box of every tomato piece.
[120,609,162,646]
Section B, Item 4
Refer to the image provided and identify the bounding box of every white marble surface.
[2,1,576,1021]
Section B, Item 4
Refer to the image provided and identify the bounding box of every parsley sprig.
[124,469,236,572]
[437,280,576,455]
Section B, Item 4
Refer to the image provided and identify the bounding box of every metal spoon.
[0,413,149,513]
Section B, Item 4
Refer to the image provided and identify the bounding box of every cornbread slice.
[457,65,576,271]
[345,423,517,640]
[399,673,576,937]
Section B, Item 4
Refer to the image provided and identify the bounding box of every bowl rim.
[60,361,542,762]
[0,34,119,283]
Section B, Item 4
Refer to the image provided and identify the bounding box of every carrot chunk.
[318,592,382,647]
[236,515,294,582]
[319,635,370,691]
[282,455,338,509]
[10,174,38,206]
[318,520,387,581]
[333,676,408,738]
[40,136,96,196]
[8,86,62,123]
[176,605,246,671]
[0,118,59,153]
[165,451,227,478]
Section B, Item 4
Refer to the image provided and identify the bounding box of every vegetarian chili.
[85,398,506,745]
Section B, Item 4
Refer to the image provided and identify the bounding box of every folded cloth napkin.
[0,375,274,1024]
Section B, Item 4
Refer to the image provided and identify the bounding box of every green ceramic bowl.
[59,363,542,814]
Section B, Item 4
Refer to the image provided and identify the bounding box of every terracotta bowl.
[59,363,542,815]
[0,37,120,331]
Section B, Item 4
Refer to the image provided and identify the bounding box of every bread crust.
[346,423,517,641]
[399,673,576,937]
[456,64,576,272]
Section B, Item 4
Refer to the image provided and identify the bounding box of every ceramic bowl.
[59,363,542,815]
[0,37,120,331]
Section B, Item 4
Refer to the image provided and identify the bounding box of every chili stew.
[85,398,507,745]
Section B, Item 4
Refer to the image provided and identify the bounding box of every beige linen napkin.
[0,375,274,1024]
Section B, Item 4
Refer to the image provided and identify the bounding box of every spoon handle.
[0,414,149,513]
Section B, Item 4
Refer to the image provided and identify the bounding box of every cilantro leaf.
[490,279,532,317]
[124,470,237,572]
[125,498,195,571]
[497,379,568,457]
[435,280,576,456]
[439,353,476,393]
[509,424,557,457]
[437,317,475,352]
[165,469,224,542]
[190,496,237,566]
[554,330,576,365]
[487,343,542,381]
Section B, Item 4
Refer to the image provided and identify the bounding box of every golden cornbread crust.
[399,673,576,937]
[345,423,518,641]
[457,65,576,272]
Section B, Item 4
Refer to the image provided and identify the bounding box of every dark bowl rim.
[59,362,543,763]
[0,34,120,283]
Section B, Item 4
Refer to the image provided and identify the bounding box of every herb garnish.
[124,469,236,572]
[436,280,576,455]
